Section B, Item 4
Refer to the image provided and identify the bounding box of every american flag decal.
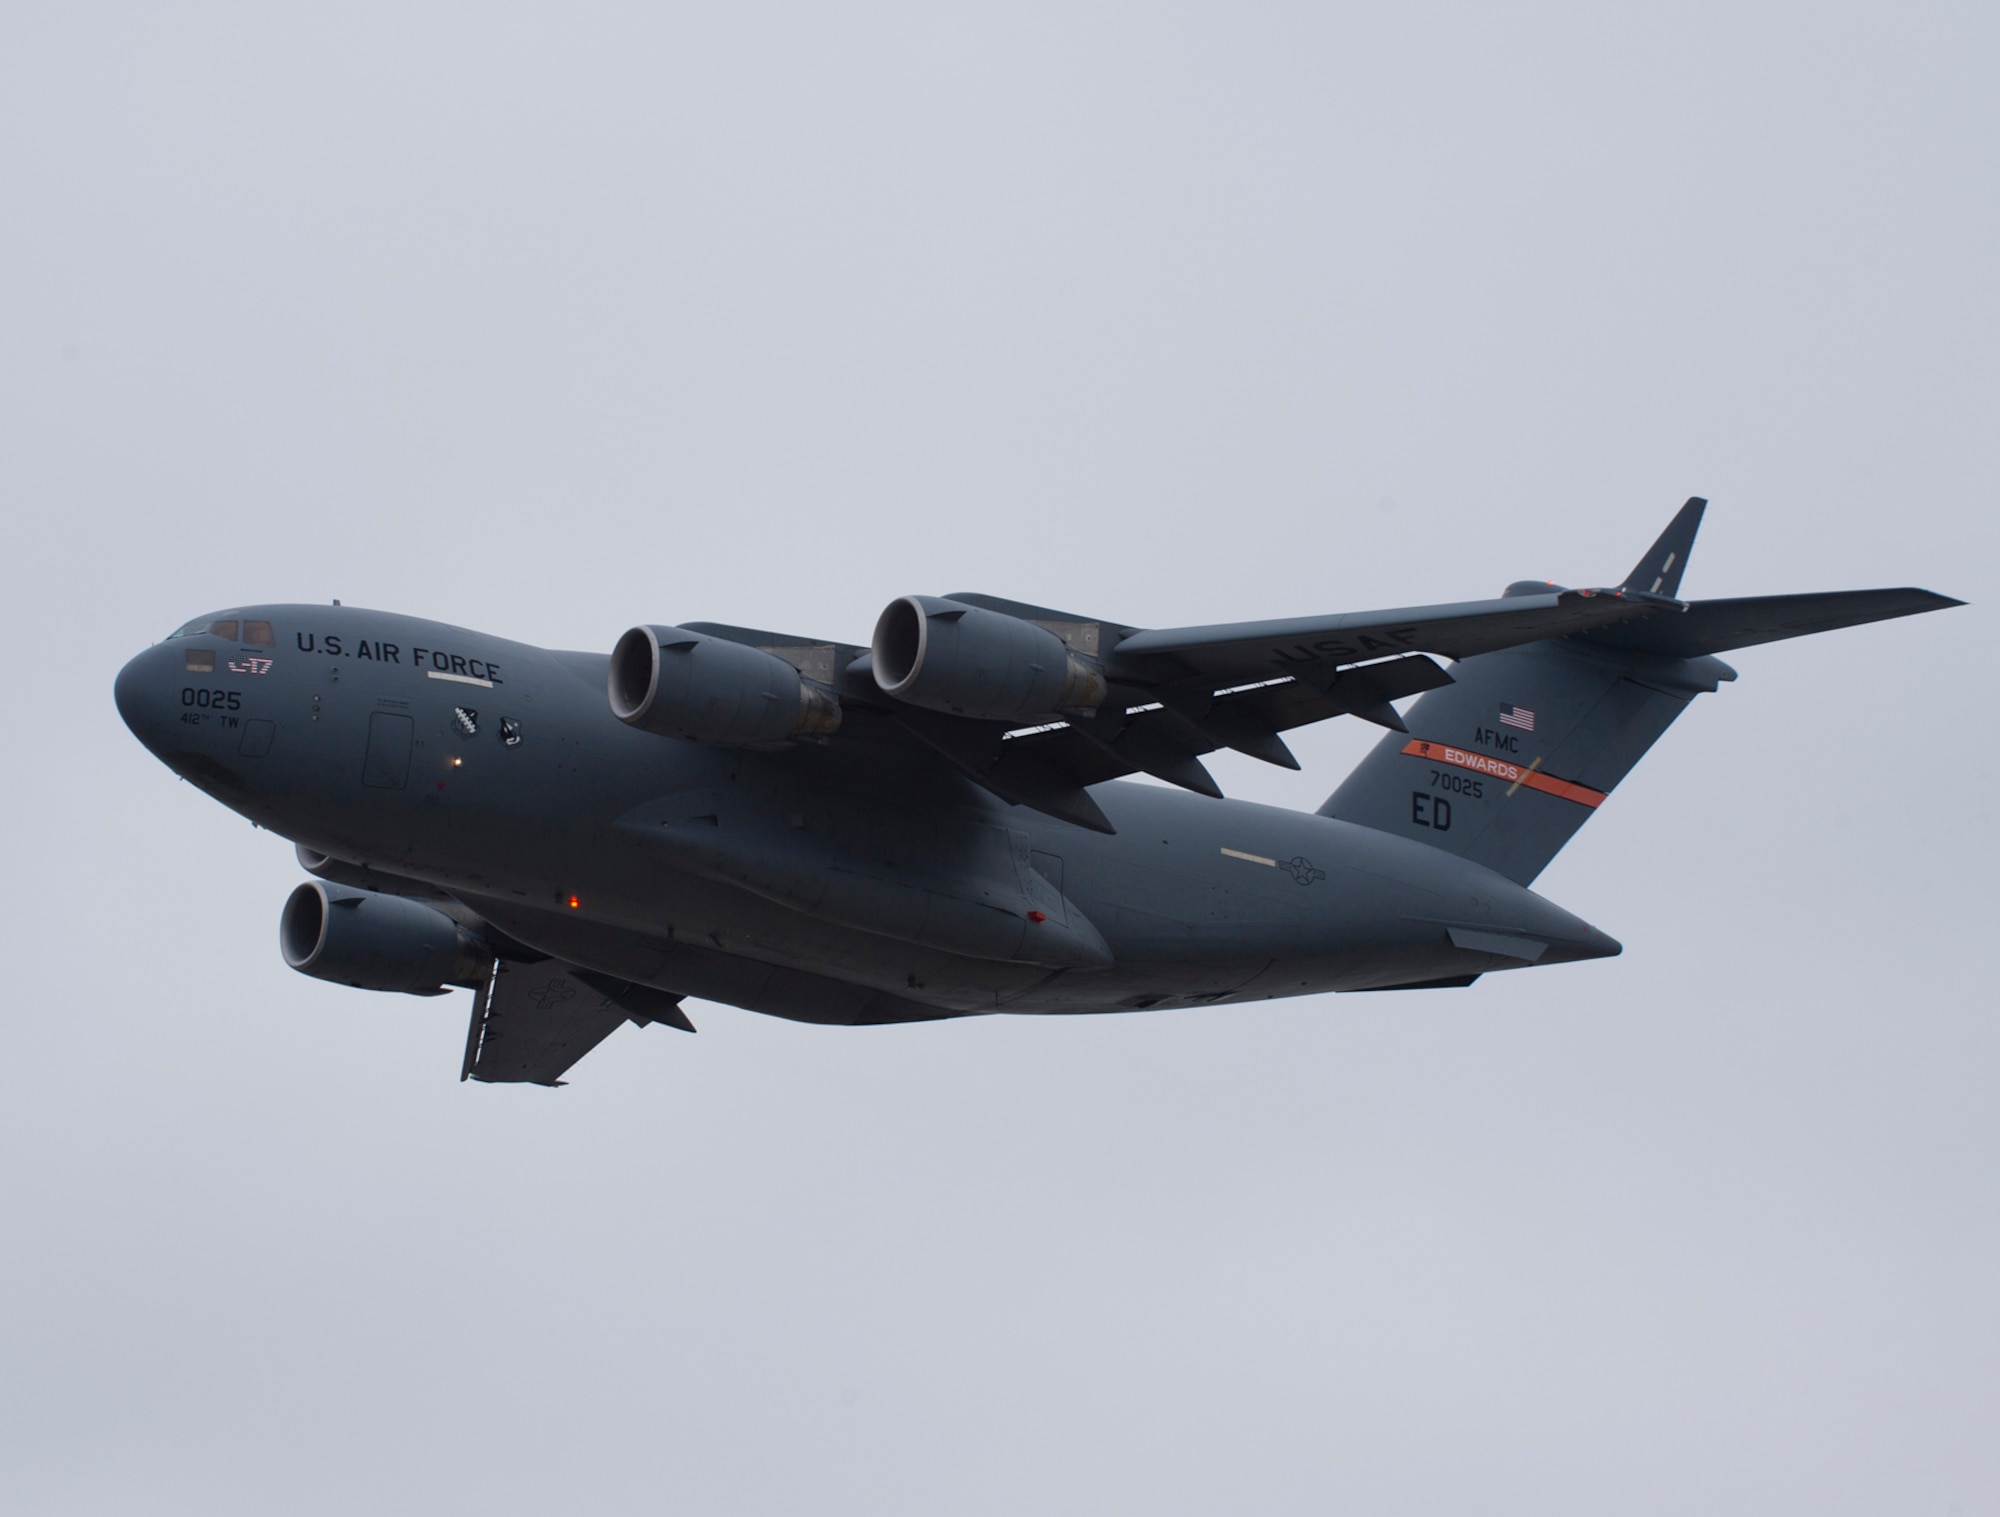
[1498,705,1535,732]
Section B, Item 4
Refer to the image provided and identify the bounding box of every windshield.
[168,617,272,644]
[169,618,238,640]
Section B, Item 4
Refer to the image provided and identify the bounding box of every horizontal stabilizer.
[1583,587,1962,658]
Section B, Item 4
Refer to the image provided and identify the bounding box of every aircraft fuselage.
[115,604,1619,1025]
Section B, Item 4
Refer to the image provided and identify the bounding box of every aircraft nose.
[114,643,175,752]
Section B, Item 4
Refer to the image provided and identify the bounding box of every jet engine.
[871,596,1106,720]
[280,881,489,995]
[609,625,841,745]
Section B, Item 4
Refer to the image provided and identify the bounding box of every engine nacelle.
[871,596,1107,720]
[294,843,407,894]
[280,882,488,995]
[609,625,841,745]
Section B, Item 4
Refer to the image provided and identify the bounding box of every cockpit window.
[168,618,240,640]
[242,620,274,647]
[184,648,215,672]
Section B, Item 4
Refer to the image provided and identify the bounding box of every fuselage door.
[1027,851,1068,922]
[363,712,414,789]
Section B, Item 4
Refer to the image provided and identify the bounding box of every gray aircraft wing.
[686,586,1670,832]
[1102,588,1657,679]
[461,959,693,1086]
[925,589,1664,829]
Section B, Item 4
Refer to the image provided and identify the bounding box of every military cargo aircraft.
[114,499,1957,1085]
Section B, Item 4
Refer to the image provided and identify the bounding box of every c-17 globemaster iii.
[114,499,1958,1085]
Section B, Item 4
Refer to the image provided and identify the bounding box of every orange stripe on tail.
[1400,739,1607,809]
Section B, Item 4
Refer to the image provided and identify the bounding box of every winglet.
[1623,496,1706,598]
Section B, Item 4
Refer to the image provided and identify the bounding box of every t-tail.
[1319,498,1961,885]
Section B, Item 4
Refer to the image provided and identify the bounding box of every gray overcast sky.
[4,4,1995,1512]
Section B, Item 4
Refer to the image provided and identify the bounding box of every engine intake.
[609,625,840,745]
[280,882,488,995]
[871,596,1106,721]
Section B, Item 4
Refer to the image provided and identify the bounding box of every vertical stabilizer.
[1318,638,1733,885]
[1319,496,1958,886]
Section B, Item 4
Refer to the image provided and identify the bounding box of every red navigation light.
[567,895,581,909]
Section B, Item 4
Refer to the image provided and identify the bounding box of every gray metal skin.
[113,604,1621,1028]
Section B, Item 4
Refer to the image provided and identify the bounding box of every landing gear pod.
[871,596,1106,720]
[280,882,488,995]
[609,625,841,745]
